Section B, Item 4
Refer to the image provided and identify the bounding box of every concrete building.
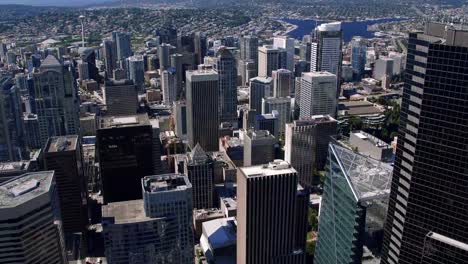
[44,135,87,234]
[184,144,214,209]
[78,62,90,81]
[272,69,293,98]
[243,129,276,167]
[193,208,225,239]
[284,115,337,188]
[240,35,258,63]
[299,71,337,118]
[349,131,393,162]
[103,174,193,264]
[22,113,41,150]
[249,76,272,115]
[258,45,279,78]
[103,79,138,116]
[315,144,392,264]
[0,171,67,263]
[373,57,394,81]
[237,160,308,264]
[186,69,219,151]
[262,96,292,136]
[97,114,154,204]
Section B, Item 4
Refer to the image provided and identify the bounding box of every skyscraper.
[161,67,177,106]
[102,174,193,264]
[314,144,392,264]
[0,76,23,161]
[158,43,171,71]
[273,36,295,71]
[310,22,343,94]
[184,144,214,209]
[240,35,258,63]
[103,79,138,116]
[351,37,366,81]
[258,45,279,77]
[103,38,117,77]
[262,96,292,136]
[170,53,184,97]
[194,32,207,65]
[33,55,80,146]
[237,160,307,264]
[79,48,99,82]
[249,76,272,115]
[272,68,293,98]
[299,71,337,118]
[44,135,87,234]
[0,171,67,263]
[186,69,219,151]
[381,22,468,264]
[113,32,132,65]
[127,55,145,91]
[214,47,238,125]
[373,57,394,81]
[284,115,337,188]
[243,129,276,166]
[97,114,154,204]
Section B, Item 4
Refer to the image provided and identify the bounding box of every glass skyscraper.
[351,37,367,81]
[314,144,392,264]
[381,22,468,264]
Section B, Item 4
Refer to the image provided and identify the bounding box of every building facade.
[299,71,337,118]
[186,69,219,151]
[237,160,307,264]
[103,79,138,116]
[381,22,468,264]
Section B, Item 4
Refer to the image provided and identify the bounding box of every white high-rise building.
[310,22,343,93]
[161,67,177,106]
[272,69,293,98]
[299,71,337,118]
[0,171,67,263]
[273,36,295,71]
[262,96,292,136]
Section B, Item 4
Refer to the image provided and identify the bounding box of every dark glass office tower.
[97,114,154,204]
[381,22,468,264]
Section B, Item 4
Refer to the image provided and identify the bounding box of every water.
[282,18,407,42]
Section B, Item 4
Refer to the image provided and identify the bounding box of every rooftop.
[102,199,151,224]
[295,115,337,126]
[317,21,342,32]
[202,217,237,250]
[330,144,392,202]
[0,171,54,208]
[193,208,224,220]
[142,174,191,194]
[351,131,390,149]
[250,76,272,83]
[240,160,296,178]
[45,135,78,153]
[186,69,218,81]
[99,114,150,129]
[0,161,30,175]
[423,22,468,48]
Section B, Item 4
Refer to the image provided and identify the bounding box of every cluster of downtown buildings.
[0,19,467,264]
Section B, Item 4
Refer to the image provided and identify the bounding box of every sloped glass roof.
[331,144,393,202]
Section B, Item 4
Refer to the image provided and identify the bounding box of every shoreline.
[276,16,409,23]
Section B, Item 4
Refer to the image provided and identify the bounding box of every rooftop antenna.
[79,15,86,48]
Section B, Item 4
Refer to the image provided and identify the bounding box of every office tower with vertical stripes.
[237,160,307,264]
[0,171,67,264]
[381,22,468,264]
[186,69,219,151]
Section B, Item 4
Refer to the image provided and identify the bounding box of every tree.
[308,208,318,231]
